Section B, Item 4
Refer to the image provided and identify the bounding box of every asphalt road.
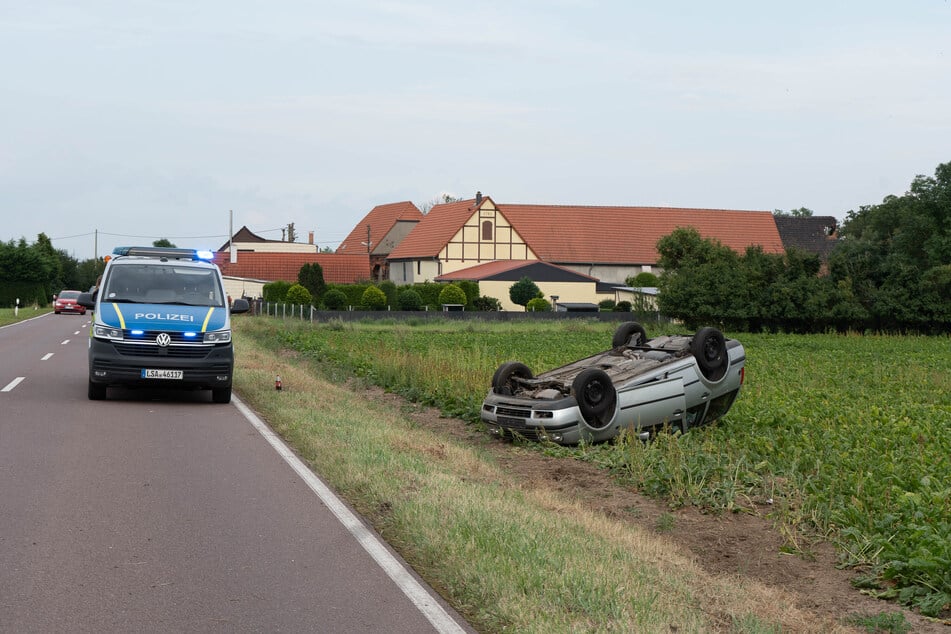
[0,313,471,633]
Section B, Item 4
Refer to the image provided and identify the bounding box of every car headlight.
[203,330,231,344]
[93,325,124,341]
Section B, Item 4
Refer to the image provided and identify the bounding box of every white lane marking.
[61,339,70,345]
[74,331,80,335]
[2,377,26,392]
[41,353,54,361]
[232,394,466,634]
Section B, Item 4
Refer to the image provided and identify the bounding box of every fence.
[250,300,668,325]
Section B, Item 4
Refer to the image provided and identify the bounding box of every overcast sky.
[3,1,949,261]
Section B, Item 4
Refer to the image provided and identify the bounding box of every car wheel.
[88,381,107,400]
[572,368,616,430]
[491,361,533,395]
[212,387,232,404]
[612,322,647,348]
[691,327,728,381]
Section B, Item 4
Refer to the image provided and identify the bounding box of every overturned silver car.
[481,322,745,444]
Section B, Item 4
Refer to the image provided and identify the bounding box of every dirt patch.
[364,384,947,633]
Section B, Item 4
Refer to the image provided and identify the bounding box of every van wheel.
[212,387,232,404]
[88,381,107,400]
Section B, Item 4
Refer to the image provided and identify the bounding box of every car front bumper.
[481,393,621,444]
[87,337,234,390]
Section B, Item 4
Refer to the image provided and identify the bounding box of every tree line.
[0,234,102,307]
[658,162,950,334]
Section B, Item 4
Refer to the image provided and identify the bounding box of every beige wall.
[479,280,600,311]
[223,277,266,300]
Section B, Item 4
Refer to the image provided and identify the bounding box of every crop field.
[248,317,951,617]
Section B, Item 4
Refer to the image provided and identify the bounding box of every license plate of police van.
[141,369,184,380]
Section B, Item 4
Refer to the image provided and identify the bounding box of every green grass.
[233,319,848,632]
[238,316,951,618]
[0,306,52,327]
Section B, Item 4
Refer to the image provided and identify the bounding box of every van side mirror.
[230,298,250,314]
[77,292,96,309]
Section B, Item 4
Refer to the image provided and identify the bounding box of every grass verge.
[233,319,851,633]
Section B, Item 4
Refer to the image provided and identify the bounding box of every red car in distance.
[54,290,86,315]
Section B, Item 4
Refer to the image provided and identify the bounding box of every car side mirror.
[77,292,96,309]
[230,298,250,314]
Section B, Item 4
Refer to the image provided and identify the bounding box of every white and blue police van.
[78,246,250,403]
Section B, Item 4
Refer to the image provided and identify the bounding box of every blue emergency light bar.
[112,246,215,261]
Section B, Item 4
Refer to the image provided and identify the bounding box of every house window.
[482,220,493,241]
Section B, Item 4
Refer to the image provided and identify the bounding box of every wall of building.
[479,280,600,311]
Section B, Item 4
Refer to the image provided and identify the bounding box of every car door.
[615,377,687,432]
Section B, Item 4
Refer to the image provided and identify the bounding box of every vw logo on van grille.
[155,333,172,347]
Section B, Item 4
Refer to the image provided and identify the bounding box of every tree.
[509,277,540,310]
[361,285,387,310]
[322,288,348,310]
[625,271,659,288]
[397,289,423,311]
[438,283,467,306]
[773,207,814,217]
[153,238,177,248]
[285,283,313,306]
[526,297,551,312]
[262,280,292,302]
[298,263,326,303]
[828,161,951,332]
[418,193,461,214]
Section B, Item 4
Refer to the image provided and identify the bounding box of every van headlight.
[93,325,124,341]
[203,330,232,344]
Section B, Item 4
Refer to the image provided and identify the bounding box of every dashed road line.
[2,377,25,392]
[61,339,70,345]
[41,353,54,361]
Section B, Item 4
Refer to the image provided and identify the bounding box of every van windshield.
[102,264,225,307]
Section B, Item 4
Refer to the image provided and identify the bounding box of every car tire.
[212,387,232,404]
[691,327,728,381]
[491,361,533,395]
[612,322,647,348]
[572,368,616,430]
[88,381,107,400]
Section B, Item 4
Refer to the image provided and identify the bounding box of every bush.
[361,285,387,310]
[598,299,616,311]
[397,289,423,311]
[471,296,501,311]
[263,280,292,302]
[438,283,467,307]
[509,277,540,308]
[323,289,348,310]
[614,301,632,312]
[626,272,660,287]
[526,297,552,312]
[285,284,313,306]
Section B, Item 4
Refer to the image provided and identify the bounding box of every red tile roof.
[387,199,479,259]
[504,204,784,263]
[337,201,424,254]
[388,200,785,264]
[214,252,371,284]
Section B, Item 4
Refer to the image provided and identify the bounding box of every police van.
[78,247,250,403]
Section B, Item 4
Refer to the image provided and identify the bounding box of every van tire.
[212,387,232,404]
[88,381,107,400]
